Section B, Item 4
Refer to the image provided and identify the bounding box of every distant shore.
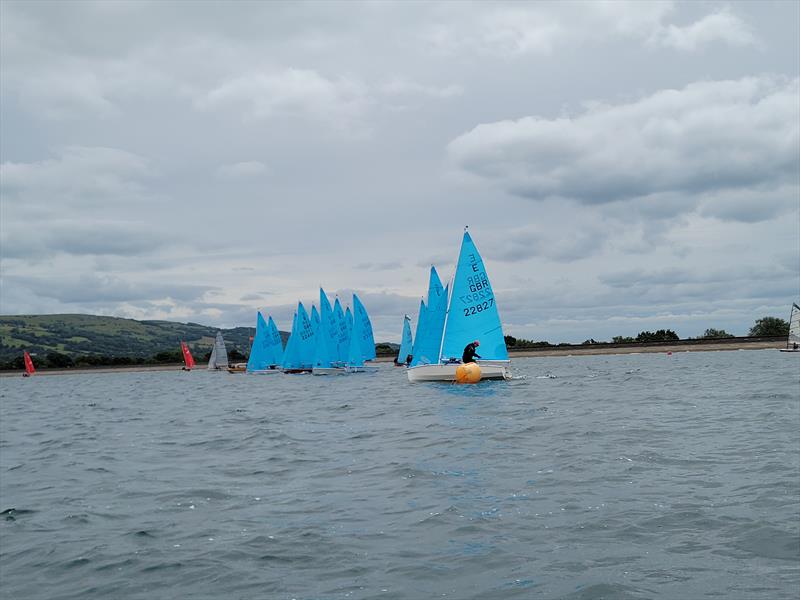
[2,338,787,377]
[504,339,784,357]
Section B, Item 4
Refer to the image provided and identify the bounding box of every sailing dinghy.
[313,289,346,375]
[395,315,413,366]
[345,295,378,373]
[180,341,196,370]
[23,351,35,377]
[207,332,229,370]
[247,312,283,373]
[282,302,315,373]
[780,303,800,352]
[407,230,511,382]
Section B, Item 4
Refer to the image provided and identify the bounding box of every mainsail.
[247,312,274,372]
[23,351,35,376]
[410,299,427,364]
[333,297,350,363]
[266,316,284,365]
[281,312,300,370]
[788,303,800,350]
[346,306,365,369]
[180,341,195,369]
[411,276,448,366]
[397,315,413,364]
[319,288,339,360]
[208,331,229,369]
[352,293,376,361]
[440,231,508,362]
[295,302,316,368]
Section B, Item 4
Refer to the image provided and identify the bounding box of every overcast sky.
[1,0,798,343]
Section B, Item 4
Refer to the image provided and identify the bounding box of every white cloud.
[654,8,757,51]
[447,76,799,219]
[380,78,463,99]
[1,146,152,208]
[420,2,757,57]
[215,161,268,179]
[197,68,371,130]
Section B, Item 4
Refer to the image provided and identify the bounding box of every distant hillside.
[0,314,286,362]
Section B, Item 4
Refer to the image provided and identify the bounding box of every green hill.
[0,314,282,363]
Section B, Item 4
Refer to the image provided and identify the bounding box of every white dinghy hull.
[407,361,511,383]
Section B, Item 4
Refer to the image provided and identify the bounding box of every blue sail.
[346,305,364,368]
[333,297,350,362]
[311,304,320,331]
[411,284,447,365]
[295,302,316,368]
[319,288,339,359]
[313,312,333,368]
[440,231,508,362]
[410,299,427,366]
[352,293,376,360]
[345,306,353,335]
[266,316,284,365]
[246,312,271,372]
[397,315,413,364]
[281,312,299,370]
[427,266,444,306]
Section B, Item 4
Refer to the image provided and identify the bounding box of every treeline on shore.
[2,316,789,371]
[1,344,400,371]
[505,317,791,349]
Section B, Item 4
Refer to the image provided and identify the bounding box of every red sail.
[23,351,35,375]
[181,342,195,369]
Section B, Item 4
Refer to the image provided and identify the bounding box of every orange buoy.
[455,362,481,384]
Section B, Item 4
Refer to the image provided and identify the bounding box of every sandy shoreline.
[1,340,787,377]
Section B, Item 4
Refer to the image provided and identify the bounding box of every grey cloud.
[1,221,172,259]
[448,76,799,214]
[0,146,155,209]
[5,274,215,304]
[354,261,403,271]
[486,225,606,263]
[216,161,268,179]
[419,2,756,57]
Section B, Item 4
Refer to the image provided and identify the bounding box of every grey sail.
[208,332,229,369]
[788,303,800,349]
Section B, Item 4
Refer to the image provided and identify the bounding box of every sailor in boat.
[462,340,481,364]
[405,354,413,366]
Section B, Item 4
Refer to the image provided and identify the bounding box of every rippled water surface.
[1,350,798,599]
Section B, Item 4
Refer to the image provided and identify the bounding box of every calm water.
[1,351,798,600]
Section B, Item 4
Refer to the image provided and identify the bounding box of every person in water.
[462,340,481,364]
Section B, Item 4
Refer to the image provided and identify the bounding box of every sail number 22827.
[460,273,494,317]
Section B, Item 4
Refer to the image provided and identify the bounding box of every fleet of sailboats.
[19,232,795,378]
